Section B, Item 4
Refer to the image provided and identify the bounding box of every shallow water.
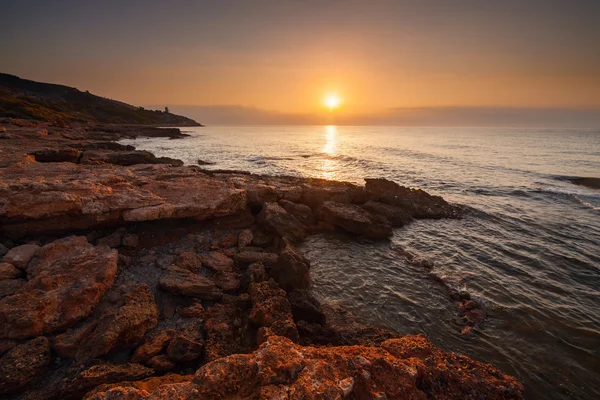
[123,126,600,399]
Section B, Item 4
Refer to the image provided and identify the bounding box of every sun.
[323,93,342,110]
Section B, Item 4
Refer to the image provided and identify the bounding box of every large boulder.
[0,236,118,339]
[29,148,82,163]
[158,265,222,300]
[279,199,315,227]
[0,337,51,395]
[365,178,461,219]
[362,200,413,227]
[320,201,393,239]
[79,149,182,167]
[2,243,40,269]
[53,284,159,361]
[270,243,310,292]
[257,202,307,242]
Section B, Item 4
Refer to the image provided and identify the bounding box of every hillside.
[0,73,201,126]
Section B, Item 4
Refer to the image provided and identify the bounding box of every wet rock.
[202,251,234,271]
[287,289,326,324]
[362,200,413,227]
[0,337,51,395]
[234,250,278,266]
[158,265,222,300]
[122,234,139,248]
[132,329,176,363]
[238,229,253,250]
[320,201,393,239]
[2,243,40,269]
[29,148,82,163]
[97,231,123,248]
[204,302,251,361]
[175,251,202,272]
[249,280,299,343]
[212,270,242,292]
[270,243,310,292]
[365,178,461,219]
[0,236,118,339]
[0,278,25,299]
[0,263,21,279]
[257,202,306,242]
[279,199,315,227]
[53,284,159,361]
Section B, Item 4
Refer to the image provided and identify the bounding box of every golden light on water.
[319,125,338,180]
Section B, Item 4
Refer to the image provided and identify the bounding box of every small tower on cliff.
[165,106,170,114]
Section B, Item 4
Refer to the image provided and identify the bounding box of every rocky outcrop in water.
[0,122,520,400]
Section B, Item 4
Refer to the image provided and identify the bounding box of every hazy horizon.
[3,0,600,126]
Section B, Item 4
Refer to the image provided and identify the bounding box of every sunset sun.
[323,93,342,110]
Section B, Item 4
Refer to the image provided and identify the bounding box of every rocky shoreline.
[0,119,524,399]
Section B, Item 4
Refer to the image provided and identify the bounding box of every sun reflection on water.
[319,125,338,180]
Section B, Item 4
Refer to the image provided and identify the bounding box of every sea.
[122,126,600,399]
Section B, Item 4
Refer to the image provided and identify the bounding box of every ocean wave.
[534,186,600,199]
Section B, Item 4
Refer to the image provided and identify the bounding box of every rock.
[320,201,393,239]
[459,290,471,300]
[464,300,478,310]
[362,200,413,227]
[175,251,202,272]
[247,262,268,284]
[0,263,21,279]
[211,270,241,292]
[147,355,176,372]
[122,234,139,248]
[53,284,159,361]
[80,149,183,167]
[178,302,204,319]
[186,334,524,399]
[0,339,17,357]
[0,243,8,256]
[0,236,118,339]
[0,337,51,395]
[0,163,246,238]
[204,302,251,361]
[300,178,366,208]
[97,232,123,248]
[30,148,82,163]
[132,329,176,363]
[238,229,253,250]
[287,289,326,324]
[257,202,307,242]
[2,243,40,269]
[270,244,310,292]
[234,251,278,266]
[82,374,193,400]
[249,280,299,343]
[0,279,25,299]
[158,265,222,300]
[55,362,154,400]
[214,231,238,248]
[278,199,315,226]
[365,178,461,219]
[202,251,234,272]
[166,334,204,363]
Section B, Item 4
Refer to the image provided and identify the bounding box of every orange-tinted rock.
[238,229,253,250]
[175,251,202,272]
[53,284,159,361]
[0,236,117,339]
[178,302,204,319]
[158,265,222,300]
[249,280,299,343]
[83,374,193,400]
[0,263,21,279]
[279,199,315,227]
[166,334,204,363]
[211,270,241,292]
[0,278,25,299]
[146,355,176,372]
[131,329,177,363]
[203,302,252,361]
[0,337,51,395]
[202,251,234,271]
[234,251,278,266]
[320,201,393,239]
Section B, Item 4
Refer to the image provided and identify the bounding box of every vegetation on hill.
[0,73,201,126]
